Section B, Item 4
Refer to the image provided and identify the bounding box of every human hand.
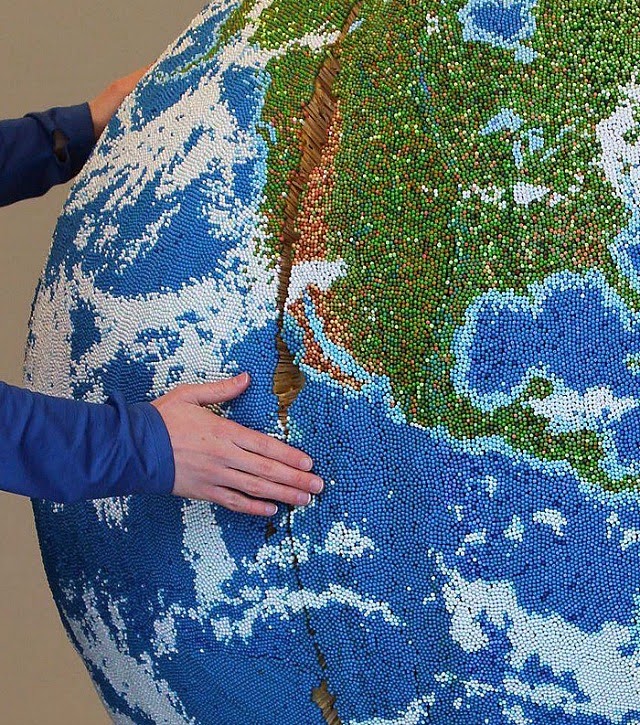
[151,373,324,516]
[88,65,151,140]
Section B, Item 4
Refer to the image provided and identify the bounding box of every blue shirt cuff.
[0,103,96,206]
[127,401,176,496]
[25,102,95,179]
[31,102,96,178]
[56,102,96,177]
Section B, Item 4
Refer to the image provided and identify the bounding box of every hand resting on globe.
[152,373,324,516]
[88,66,151,140]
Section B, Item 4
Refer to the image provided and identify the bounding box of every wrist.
[88,98,107,141]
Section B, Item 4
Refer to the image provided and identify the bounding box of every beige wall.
[0,2,204,721]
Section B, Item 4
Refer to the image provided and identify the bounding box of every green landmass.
[323,0,640,490]
[214,1,640,491]
[217,1,356,259]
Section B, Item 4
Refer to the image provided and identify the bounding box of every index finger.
[234,428,314,471]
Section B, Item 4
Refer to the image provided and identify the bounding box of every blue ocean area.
[453,270,640,479]
[45,5,269,298]
[458,0,538,63]
[33,302,640,721]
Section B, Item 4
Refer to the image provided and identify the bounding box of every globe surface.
[25,1,640,723]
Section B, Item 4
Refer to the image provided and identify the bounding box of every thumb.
[182,373,250,406]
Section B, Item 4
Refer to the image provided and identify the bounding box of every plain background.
[1,1,205,721]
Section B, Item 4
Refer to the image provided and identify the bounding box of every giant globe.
[25,1,640,723]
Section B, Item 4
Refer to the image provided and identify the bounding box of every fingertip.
[235,372,250,387]
[266,503,278,516]
[300,456,314,471]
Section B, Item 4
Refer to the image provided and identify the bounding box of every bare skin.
[88,66,151,139]
[152,374,324,516]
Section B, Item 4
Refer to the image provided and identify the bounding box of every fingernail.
[310,477,324,494]
[236,372,249,386]
[301,456,313,471]
[297,492,312,506]
[266,504,278,516]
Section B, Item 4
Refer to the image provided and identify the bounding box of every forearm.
[0,103,95,207]
[0,381,174,503]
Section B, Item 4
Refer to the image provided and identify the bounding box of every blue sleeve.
[0,103,95,207]
[0,381,175,503]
